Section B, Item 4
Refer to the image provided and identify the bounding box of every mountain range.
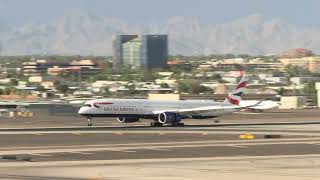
[0,12,319,56]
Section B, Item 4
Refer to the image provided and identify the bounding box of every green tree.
[278,88,285,96]
[37,85,46,92]
[10,79,18,86]
[56,84,69,94]
[4,86,16,95]
[101,87,111,96]
[178,81,190,93]
[284,65,311,77]
[303,81,316,95]
[160,83,170,88]
[178,80,212,94]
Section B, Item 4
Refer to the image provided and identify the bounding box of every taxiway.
[0,109,320,179]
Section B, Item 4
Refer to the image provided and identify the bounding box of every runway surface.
[1,109,320,179]
[1,109,320,128]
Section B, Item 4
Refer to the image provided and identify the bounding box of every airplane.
[0,101,29,109]
[0,101,30,112]
[78,75,256,127]
[240,100,279,113]
[0,101,30,117]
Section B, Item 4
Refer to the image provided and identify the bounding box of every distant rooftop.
[279,48,314,58]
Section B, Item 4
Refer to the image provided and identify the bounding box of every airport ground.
[0,109,320,179]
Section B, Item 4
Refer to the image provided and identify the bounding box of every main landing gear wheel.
[151,122,163,127]
[172,122,185,127]
[87,118,92,126]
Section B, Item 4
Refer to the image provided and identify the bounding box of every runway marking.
[158,132,165,135]
[307,142,320,146]
[3,154,320,168]
[150,148,171,151]
[227,145,248,148]
[72,132,82,135]
[29,153,52,157]
[32,133,43,136]
[201,132,208,136]
[1,137,320,151]
[2,140,318,155]
[71,151,93,155]
[108,149,136,153]
[1,129,320,136]
[115,132,123,135]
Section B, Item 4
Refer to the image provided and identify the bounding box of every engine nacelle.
[117,117,140,123]
[158,112,181,124]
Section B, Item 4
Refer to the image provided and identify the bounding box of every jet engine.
[158,112,181,124]
[117,117,140,123]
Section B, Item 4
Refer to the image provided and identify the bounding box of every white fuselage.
[78,98,239,119]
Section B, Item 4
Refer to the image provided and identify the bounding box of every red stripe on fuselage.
[94,102,113,105]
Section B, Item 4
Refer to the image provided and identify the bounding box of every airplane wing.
[244,100,263,108]
[152,101,263,115]
[152,105,242,115]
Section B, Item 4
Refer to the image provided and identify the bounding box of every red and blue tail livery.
[224,75,248,105]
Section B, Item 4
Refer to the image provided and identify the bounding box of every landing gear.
[252,109,263,113]
[172,122,185,127]
[87,118,92,126]
[151,122,163,127]
[150,121,184,127]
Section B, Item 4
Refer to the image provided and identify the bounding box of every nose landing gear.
[87,118,92,126]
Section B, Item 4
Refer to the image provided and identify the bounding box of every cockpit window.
[83,104,92,107]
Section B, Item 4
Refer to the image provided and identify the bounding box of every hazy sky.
[0,0,319,26]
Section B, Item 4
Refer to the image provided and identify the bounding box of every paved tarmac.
[1,109,320,128]
[0,109,320,179]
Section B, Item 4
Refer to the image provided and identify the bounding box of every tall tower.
[112,35,168,69]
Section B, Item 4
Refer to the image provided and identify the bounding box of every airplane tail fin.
[224,74,248,105]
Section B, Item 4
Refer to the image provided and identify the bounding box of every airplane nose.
[78,107,85,115]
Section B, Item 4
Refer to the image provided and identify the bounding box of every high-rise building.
[113,35,168,69]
